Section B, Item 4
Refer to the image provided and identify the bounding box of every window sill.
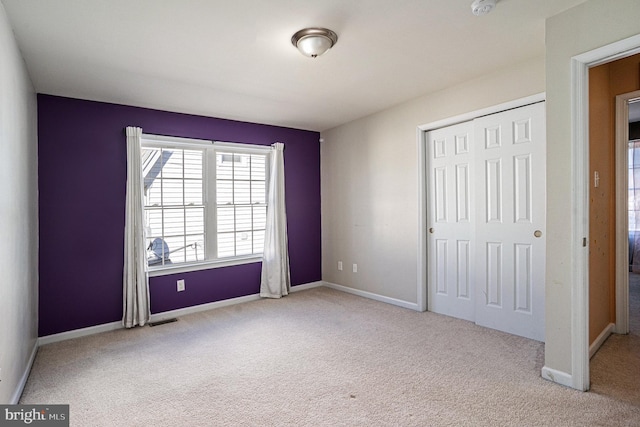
[148,255,262,277]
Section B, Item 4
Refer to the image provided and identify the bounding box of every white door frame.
[615,90,640,335]
[416,93,545,313]
[570,34,640,391]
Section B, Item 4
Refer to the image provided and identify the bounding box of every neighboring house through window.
[141,134,269,275]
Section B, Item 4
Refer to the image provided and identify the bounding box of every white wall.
[544,0,640,382]
[0,2,38,403]
[321,56,545,304]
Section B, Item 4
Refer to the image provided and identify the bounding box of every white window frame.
[141,134,270,277]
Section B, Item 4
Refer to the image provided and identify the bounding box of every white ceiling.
[1,0,587,132]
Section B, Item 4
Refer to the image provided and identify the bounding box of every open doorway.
[585,53,640,399]
[628,100,640,340]
[628,100,640,339]
[588,91,640,403]
[588,55,640,356]
[565,33,640,392]
[613,91,640,338]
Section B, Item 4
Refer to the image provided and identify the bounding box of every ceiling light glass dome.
[291,28,338,58]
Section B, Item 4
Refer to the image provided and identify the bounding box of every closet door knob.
[429,228,434,234]
[534,230,542,238]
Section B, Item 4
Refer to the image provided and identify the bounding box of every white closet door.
[427,121,475,321]
[474,102,546,341]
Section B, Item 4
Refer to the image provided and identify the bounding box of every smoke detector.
[471,0,497,16]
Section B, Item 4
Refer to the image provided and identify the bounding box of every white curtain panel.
[260,142,291,298]
[123,126,150,327]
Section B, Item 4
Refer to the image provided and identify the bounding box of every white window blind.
[143,147,205,265]
[216,152,267,257]
[141,135,269,273]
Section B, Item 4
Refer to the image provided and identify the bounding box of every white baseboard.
[323,281,419,311]
[38,321,123,346]
[151,281,324,322]
[589,322,614,359]
[290,281,324,292]
[11,341,38,404]
[37,280,411,348]
[541,366,574,389]
[37,281,324,346]
[149,293,262,323]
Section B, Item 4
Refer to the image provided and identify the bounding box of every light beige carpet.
[589,273,640,407]
[20,287,640,426]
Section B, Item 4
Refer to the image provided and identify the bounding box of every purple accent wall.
[38,95,321,336]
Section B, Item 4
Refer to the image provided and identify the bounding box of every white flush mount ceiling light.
[291,28,338,58]
[471,0,497,16]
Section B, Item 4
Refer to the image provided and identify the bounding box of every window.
[141,135,269,274]
[629,140,640,271]
[216,152,267,257]
[630,140,640,231]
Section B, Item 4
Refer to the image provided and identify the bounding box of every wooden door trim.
[567,34,640,392]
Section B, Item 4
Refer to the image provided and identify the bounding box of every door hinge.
[583,237,587,247]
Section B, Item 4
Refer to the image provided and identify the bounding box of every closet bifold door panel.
[426,101,546,342]
[427,121,476,322]
[474,102,546,342]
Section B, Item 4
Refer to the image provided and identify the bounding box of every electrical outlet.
[177,279,185,292]
[352,264,358,273]
[338,261,343,271]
